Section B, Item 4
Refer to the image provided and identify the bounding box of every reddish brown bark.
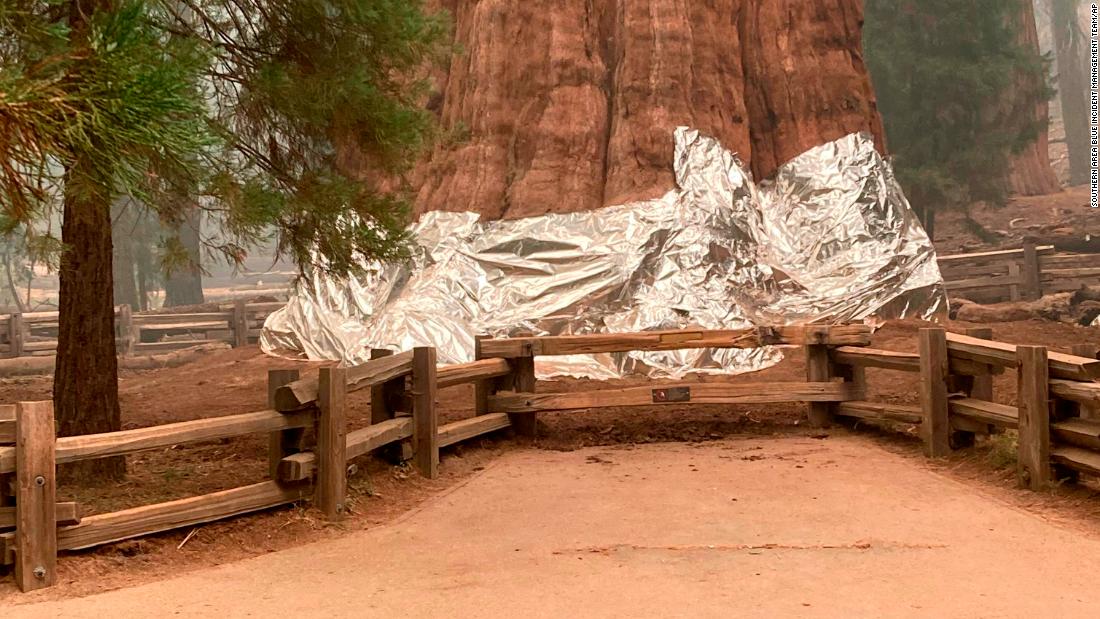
[415,0,886,221]
[738,0,886,180]
[1006,0,1062,196]
[1053,0,1090,186]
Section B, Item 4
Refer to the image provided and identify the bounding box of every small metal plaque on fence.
[652,386,691,403]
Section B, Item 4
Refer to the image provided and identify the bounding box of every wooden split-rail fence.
[0,301,284,359]
[0,244,1096,362]
[2,323,1100,592]
[939,242,1100,303]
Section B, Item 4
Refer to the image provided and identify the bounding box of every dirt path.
[9,434,1100,618]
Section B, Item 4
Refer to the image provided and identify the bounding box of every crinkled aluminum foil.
[261,128,946,378]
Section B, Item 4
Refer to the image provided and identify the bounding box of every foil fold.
[261,128,946,378]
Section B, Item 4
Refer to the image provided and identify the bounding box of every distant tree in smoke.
[865,0,1057,239]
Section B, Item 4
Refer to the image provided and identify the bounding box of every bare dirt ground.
[1,316,1100,604]
[934,184,1093,255]
[0,187,1096,604]
[10,435,1100,618]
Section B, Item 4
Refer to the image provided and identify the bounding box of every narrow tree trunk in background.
[54,156,125,482]
[135,237,153,311]
[1006,0,1062,196]
[111,198,140,311]
[163,206,205,307]
[1052,0,1090,186]
[54,0,125,482]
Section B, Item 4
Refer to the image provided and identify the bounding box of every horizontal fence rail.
[5,321,1100,593]
[478,325,873,358]
[938,243,1100,302]
[0,301,282,361]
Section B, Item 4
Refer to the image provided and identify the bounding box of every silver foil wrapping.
[261,128,946,378]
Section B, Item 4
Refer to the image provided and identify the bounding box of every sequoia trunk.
[1052,0,1090,186]
[416,0,886,220]
[1005,0,1061,196]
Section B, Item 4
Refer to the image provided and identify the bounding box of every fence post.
[804,327,833,428]
[370,349,396,424]
[370,349,411,461]
[267,369,303,479]
[1071,344,1100,419]
[508,347,539,437]
[411,347,439,479]
[1007,263,1022,302]
[15,401,56,592]
[473,335,490,416]
[117,304,134,356]
[1016,345,1051,490]
[316,366,348,519]
[1022,241,1041,301]
[947,327,995,446]
[9,313,24,358]
[918,328,950,457]
[232,300,248,348]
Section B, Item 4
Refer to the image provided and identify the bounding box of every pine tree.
[0,1,446,480]
[865,0,1054,238]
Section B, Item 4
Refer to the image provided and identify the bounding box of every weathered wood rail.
[828,326,1100,492]
[938,243,1100,303]
[0,341,521,591]
[0,301,283,360]
[9,242,1093,359]
[4,321,1100,593]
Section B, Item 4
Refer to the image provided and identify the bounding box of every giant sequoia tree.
[413,0,886,220]
[1052,0,1090,186]
[0,0,445,479]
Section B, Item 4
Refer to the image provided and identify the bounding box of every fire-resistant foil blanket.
[261,128,946,378]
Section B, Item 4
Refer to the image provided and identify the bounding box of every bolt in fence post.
[1016,345,1051,491]
[9,313,24,359]
[411,347,439,479]
[232,300,248,348]
[1022,241,1041,301]
[15,401,56,592]
[918,328,950,457]
[267,369,303,479]
[316,366,348,519]
[804,327,833,428]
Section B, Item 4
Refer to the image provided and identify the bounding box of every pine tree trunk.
[54,0,125,482]
[54,155,125,482]
[164,206,205,307]
[415,0,886,221]
[1053,0,1090,186]
[1006,0,1062,196]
